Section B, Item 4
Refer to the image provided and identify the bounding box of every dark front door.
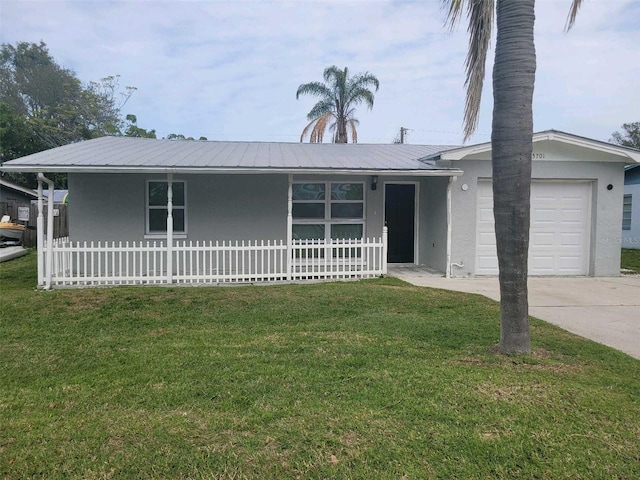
[385,184,415,263]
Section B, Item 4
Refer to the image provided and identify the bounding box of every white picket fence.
[44,235,387,287]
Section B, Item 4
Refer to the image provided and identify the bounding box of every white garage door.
[476,181,592,275]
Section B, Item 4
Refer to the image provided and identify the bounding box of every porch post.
[36,177,44,287]
[166,173,174,283]
[286,173,293,281]
[445,176,456,278]
[37,173,55,289]
[382,226,388,275]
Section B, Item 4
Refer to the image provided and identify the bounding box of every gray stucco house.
[622,164,640,249]
[2,130,638,288]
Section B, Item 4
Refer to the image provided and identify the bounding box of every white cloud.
[1,0,638,145]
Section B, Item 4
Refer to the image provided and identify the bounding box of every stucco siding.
[68,173,288,243]
[449,159,625,276]
[420,177,448,272]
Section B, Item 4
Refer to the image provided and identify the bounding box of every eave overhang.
[0,165,464,177]
[428,130,640,164]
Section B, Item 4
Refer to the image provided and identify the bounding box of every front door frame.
[383,181,420,264]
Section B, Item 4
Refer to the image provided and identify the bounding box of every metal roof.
[0,136,462,175]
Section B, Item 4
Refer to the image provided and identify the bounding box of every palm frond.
[348,72,380,92]
[564,0,584,32]
[307,99,334,121]
[311,113,332,143]
[463,0,493,140]
[296,81,333,100]
[347,119,359,143]
[323,65,345,86]
[300,112,333,143]
[443,0,465,30]
[346,87,376,110]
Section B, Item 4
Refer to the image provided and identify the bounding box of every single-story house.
[0,178,38,205]
[1,129,638,288]
[622,164,640,249]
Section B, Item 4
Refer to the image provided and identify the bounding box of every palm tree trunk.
[492,0,535,353]
[335,117,348,143]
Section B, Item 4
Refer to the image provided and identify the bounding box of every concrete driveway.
[389,268,640,360]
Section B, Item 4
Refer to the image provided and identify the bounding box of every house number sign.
[532,153,545,159]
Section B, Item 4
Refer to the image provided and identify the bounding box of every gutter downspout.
[37,173,55,289]
[286,173,293,281]
[446,176,456,278]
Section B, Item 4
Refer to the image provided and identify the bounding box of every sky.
[1,0,639,146]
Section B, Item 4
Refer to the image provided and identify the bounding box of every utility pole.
[393,127,410,144]
[400,127,408,144]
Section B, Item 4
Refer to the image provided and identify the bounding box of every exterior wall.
[448,158,625,276]
[68,172,451,273]
[622,182,640,249]
[68,173,288,243]
[420,177,449,272]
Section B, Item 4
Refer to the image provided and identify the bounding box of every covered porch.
[35,169,460,289]
[2,137,462,289]
[36,172,394,288]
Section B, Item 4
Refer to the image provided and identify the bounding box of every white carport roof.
[0,178,38,198]
[0,136,463,177]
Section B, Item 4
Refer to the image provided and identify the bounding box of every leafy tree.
[0,42,135,147]
[296,66,379,143]
[124,114,156,138]
[444,0,583,354]
[166,133,208,141]
[611,122,640,149]
[0,41,137,188]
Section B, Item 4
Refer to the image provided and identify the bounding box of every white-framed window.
[292,182,364,240]
[623,194,632,231]
[146,180,187,234]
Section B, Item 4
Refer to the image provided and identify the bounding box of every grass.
[621,248,640,273]
[1,251,639,479]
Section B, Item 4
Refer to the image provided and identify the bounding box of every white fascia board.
[0,165,464,177]
[438,145,489,160]
[437,131,640,163]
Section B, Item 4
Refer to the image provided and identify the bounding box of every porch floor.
[387,265,444,282]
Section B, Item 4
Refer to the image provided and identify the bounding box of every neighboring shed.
[622,164,640,249]
[0,178,38,205]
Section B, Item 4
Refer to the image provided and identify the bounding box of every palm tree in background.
[296,66,379,143]
[445,0,583,353]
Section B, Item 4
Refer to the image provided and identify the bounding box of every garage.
[476,180,592,275]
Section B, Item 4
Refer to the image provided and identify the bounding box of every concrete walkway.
[389,267,640,360]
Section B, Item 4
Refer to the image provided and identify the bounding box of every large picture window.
[292,182,364,240]
[623,194,632,231]
[146,180,186,234]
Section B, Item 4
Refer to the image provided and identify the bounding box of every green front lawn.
[621,248,640,273]
[1,252,639,479]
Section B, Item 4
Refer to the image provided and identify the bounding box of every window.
[146,180,186,234]
[292,182,364,240]
[623,194,632,231]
